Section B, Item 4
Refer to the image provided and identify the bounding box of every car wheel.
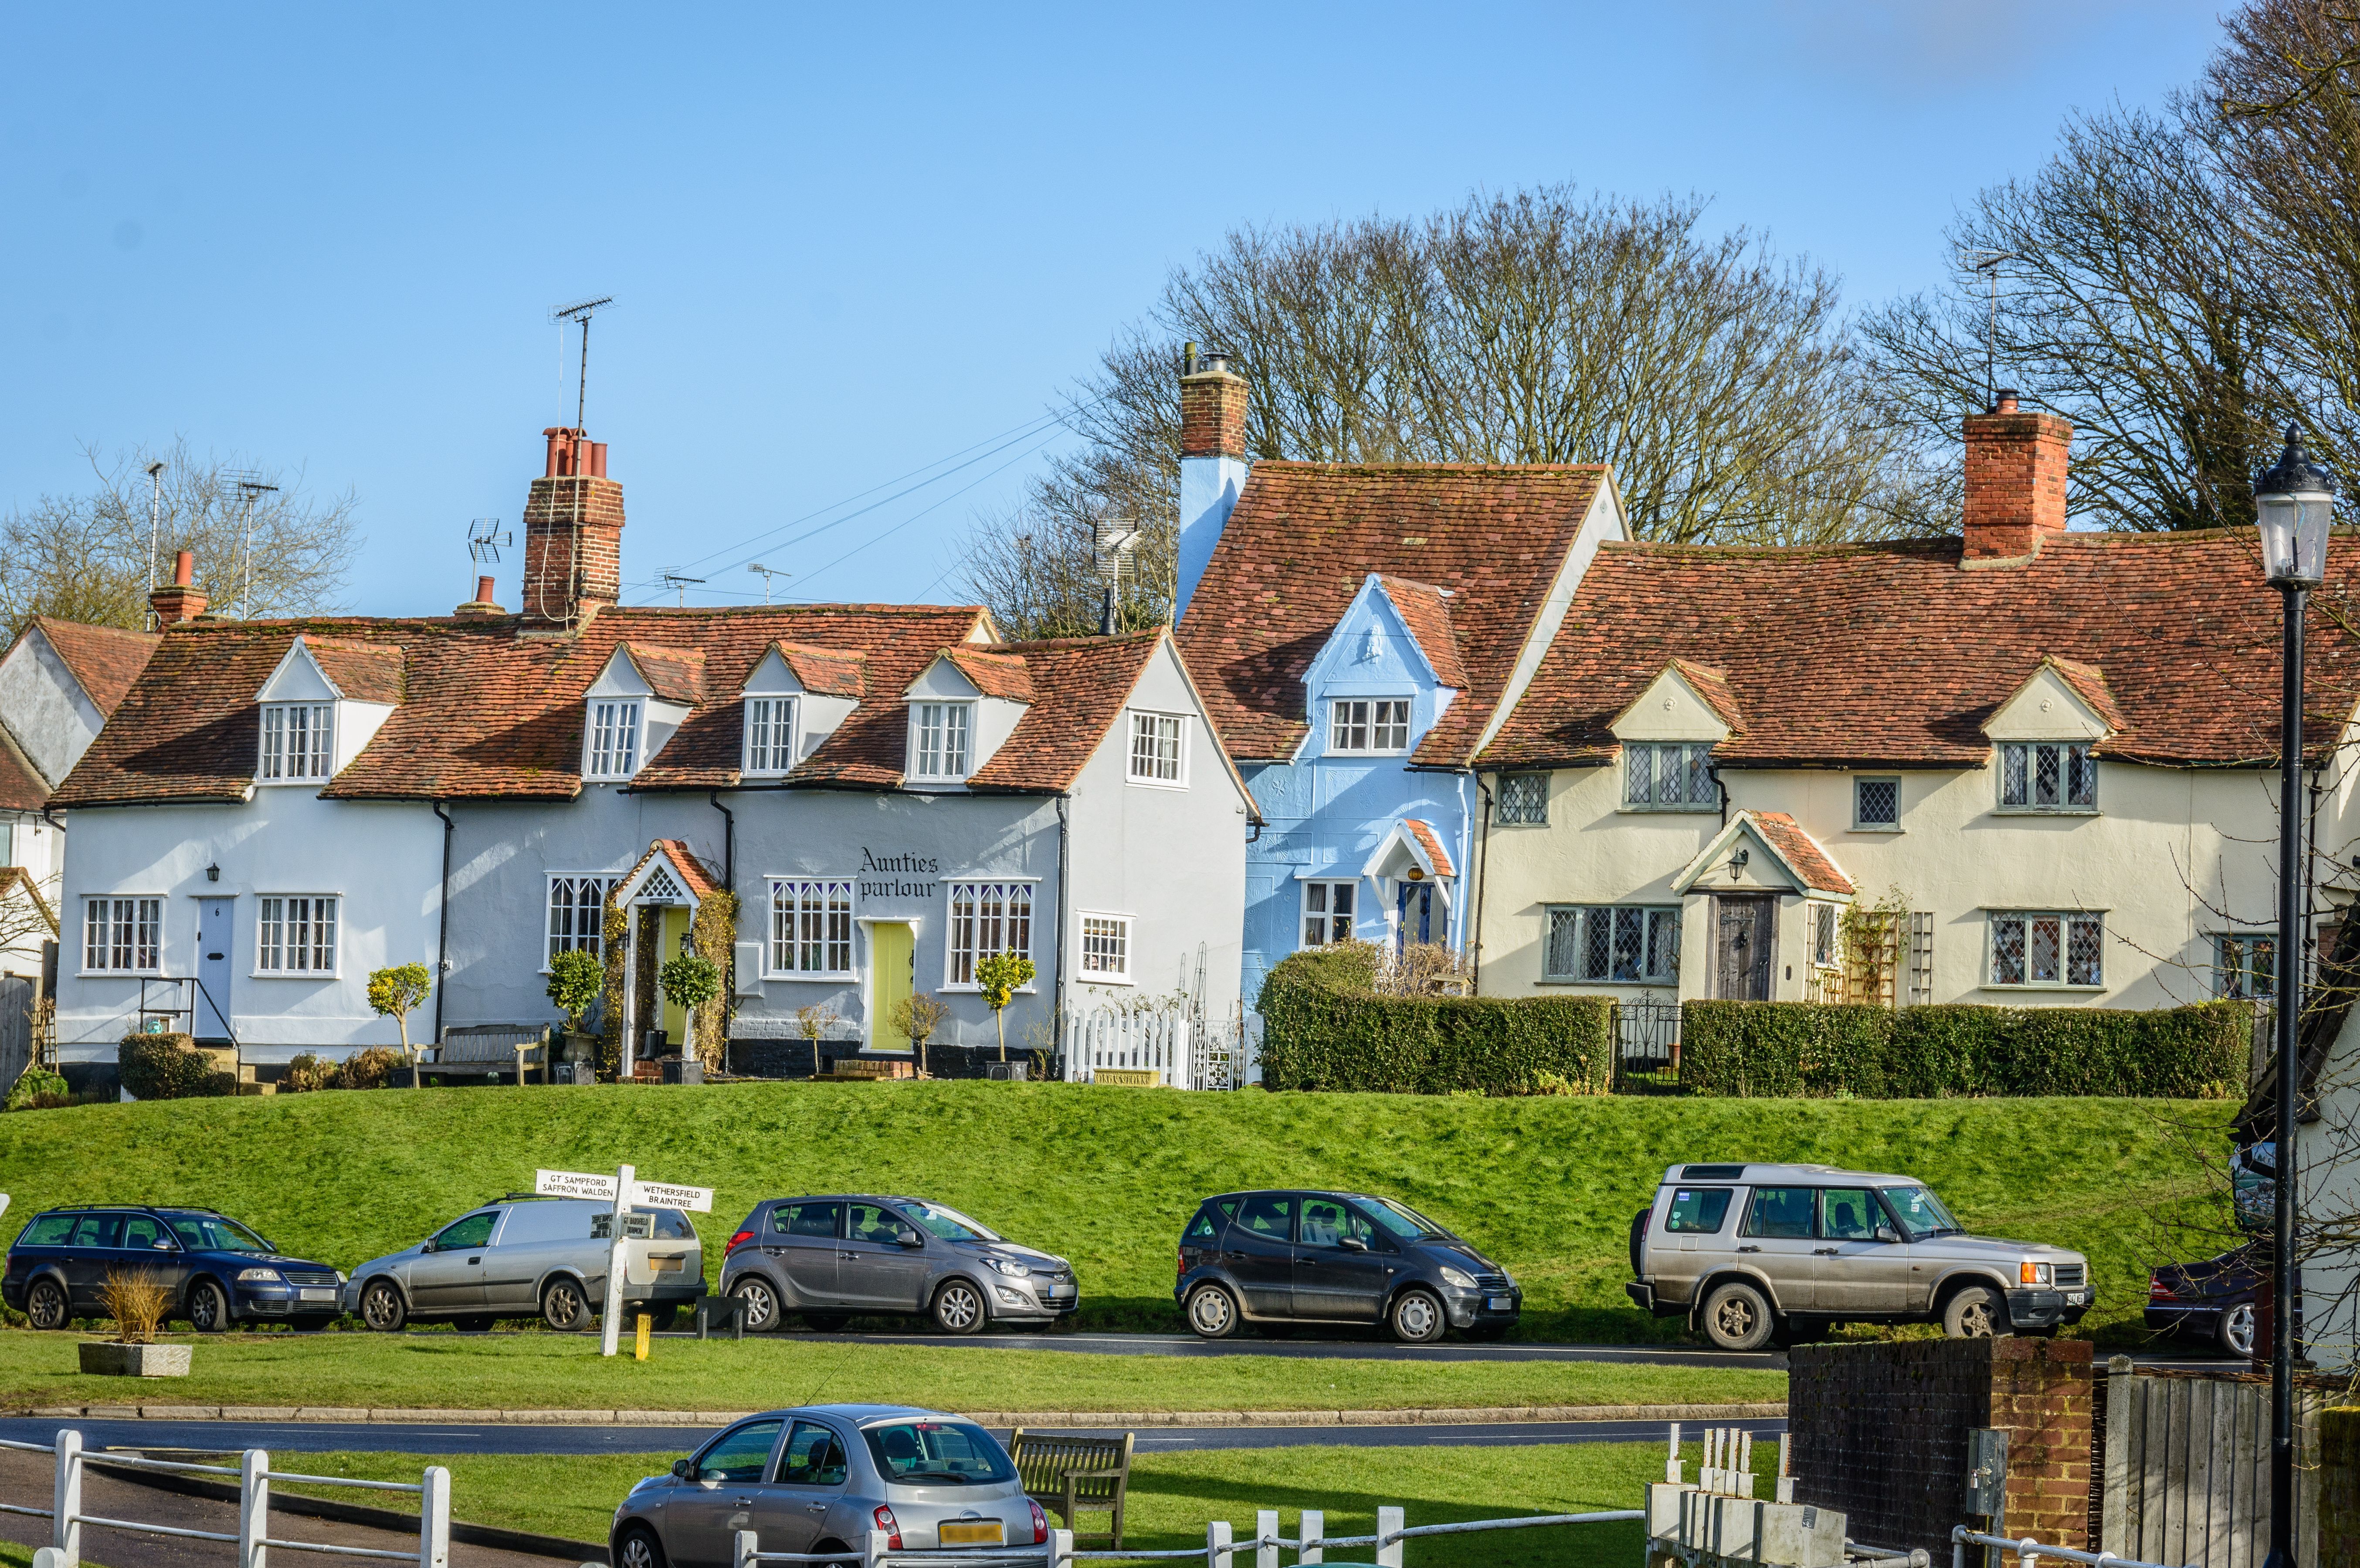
[932,1278,987,1335]
[2219,1301,2258,1358]
[542,1277,590,1332]
[453,1315,495,1334]
[1701,1281,1775,1352]
[730,1277,778,1333]
[802,1312,849,1332]
[25,1277,68,1331]
[1185,1284,1241,1339]
[359,1278,408,1332]
[186,1278,232,1333]
[1389,1287,1447,1345]
[1942,1284,2011,1340]
[615,1525,668,1568]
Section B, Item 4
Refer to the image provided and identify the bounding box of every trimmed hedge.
[1258,944,1614,1095]
[1679,999,2255,1098]
[118,1032,234,1101]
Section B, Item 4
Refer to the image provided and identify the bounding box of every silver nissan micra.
[611,1404,1048,1568]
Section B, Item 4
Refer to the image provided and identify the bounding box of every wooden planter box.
[79,1341,191,1377]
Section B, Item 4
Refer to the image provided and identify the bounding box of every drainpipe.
[709,791,736,891]
[1053,795,1071,1073]
[1472,774,1495,992]
[431,801,454,1049]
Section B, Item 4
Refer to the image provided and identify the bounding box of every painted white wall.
[1175,452,1250,623]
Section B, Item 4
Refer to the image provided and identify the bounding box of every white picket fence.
[1063,1006,1260,1090]
[2,1426,451,1568]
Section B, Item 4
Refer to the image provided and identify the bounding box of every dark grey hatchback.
[1175,1190,1520,1343]
[719,1195,1077,1335]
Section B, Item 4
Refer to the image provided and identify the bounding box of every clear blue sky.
[0,1,2224,616]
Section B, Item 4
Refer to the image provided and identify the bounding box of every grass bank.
[0,1081,2234,1340]
[0,1329,1785,1414]
[247,1443,1672,1566]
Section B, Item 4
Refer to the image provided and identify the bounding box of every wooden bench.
[429,1025,549,1084]
[1007,1429,1133,1547]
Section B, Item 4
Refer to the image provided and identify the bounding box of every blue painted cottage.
[1171,354,1629,1006]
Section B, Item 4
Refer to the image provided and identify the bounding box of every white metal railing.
[6,1427,450,1568]
[1953,1525,2192,1568]
[1064,1008,1190,1087]
[732,1503,1642,1568]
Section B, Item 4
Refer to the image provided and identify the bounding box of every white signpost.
[534,1167,714,1357]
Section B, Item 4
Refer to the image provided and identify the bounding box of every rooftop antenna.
[468,518,512,564]
[747,563,788,605]
[142,460,167,600]
[549,295,617,430]
[660,572,705,609]
[1966,251,2013,410]
[224,471,279,618]
[1092,512,1140,637]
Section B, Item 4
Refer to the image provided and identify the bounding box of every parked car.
[4,1205,344,1332]
[2146,1243,2265,1358]
[1173,1189,1520,1344]
[1624,1162,2092,1351]
[344,1194,705,1333]
[611,1403,1048,1568]
[719,1195,1074,1335]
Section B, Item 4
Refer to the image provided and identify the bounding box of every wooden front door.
[1714,896,1776,1000]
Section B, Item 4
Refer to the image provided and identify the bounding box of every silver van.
[346,1195,706,1332]
[1624,1162,2091,1351]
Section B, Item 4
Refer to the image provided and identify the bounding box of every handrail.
[1953,1525,2192,1568]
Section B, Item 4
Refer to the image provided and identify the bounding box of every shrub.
[99,1266,170,1343]
[4,1067,71,1111]
[280,1053,343,1093]
[1258,943,1613,1095]
[340,1046,406,1090]
[118,1032,234,1101]
[367,963,434,1087]
[546,948,604,1035]
[1680,999,2253,1098]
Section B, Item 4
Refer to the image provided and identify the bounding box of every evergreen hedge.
[1678,999,2254,1099]
[1258,944,1614,1095]
[117,1032,235,1101]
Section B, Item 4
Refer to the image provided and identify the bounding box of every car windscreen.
[900,1201,1000,1243]
[1359,1197,1452,1241]
[862,1420,1016,1485]
[164,1214,274,1253]
[1879,1185,1963,1240]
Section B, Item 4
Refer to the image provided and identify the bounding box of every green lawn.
[244,1443,1674,1567]
[0,1328,1785,1414]
[0,1080,2234,1341]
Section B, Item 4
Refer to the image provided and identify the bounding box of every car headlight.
[2020,1262,2052,1287]
[238,1268,284,1284]
[987,1258,1032,1278]
[1438,1266,1477,1290]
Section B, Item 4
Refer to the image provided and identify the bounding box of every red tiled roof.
[304,638,407,704]
[30,617,159,717]
[1403,818,1456,879]
[965,632,1156,793]
[627,837,720,901]
[2034,655,2127,733]
[1176,463,1608,765]
[1375,577,1469,690]
[0,724,49,814]
[1749,812,1853,896]
[1481,532,2360,771]
[771,642,865,698]
[619,642,707,706]
[939,647,1036,703]
[1668,660,1745,732]
[52,604,990,807]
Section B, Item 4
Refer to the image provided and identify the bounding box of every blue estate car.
[4,1205,345,1331]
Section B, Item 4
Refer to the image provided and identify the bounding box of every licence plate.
[299,1289,337,1302]
[1486,1296,1514,1311]
[939,1521,1004,1547]
[2066,1291,2087,1305]
[651,1256,684,1273]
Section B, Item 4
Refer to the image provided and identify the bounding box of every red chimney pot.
[174,549,194,586]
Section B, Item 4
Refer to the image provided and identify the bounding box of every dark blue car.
[3,1206,345,1331]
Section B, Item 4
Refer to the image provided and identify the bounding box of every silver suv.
[1624,1162,2092,1351]
[346,1195,705,1333]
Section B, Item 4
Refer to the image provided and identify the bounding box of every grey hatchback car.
[610,1404,1049,1568]
[719,1196,1075,1335]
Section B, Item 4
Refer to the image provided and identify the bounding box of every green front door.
[659,906,692,1045]
[868,922,914,1050]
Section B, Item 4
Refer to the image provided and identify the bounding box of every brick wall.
[522,474,626,623]
[1961,399,2071,561]
[1180,368,1248,460]
[1791,1338,2094,1562]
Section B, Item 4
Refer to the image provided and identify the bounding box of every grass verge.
[0,1080,2235,1341]
[0,1330,1786,1414]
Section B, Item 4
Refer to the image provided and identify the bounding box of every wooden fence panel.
[0,974,29,1098]
[2100,1366,2319,1568]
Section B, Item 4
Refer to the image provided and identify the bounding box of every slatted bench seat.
[1007,1429,1133,1547]
[428,1025,549,1084]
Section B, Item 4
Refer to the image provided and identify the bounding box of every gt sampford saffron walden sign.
[534,1167,714,1212]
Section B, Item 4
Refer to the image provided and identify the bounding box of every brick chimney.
[1961,391,2072,565]
[454,574,505,617]
[1175,345,1252,622]
[521,427,625,626]
[149,550,208,627]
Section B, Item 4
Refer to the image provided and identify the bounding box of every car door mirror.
[1336,1235,1367,1253]
[671,1459,693,1479]
[895,1226,923,1249]
[1875,1226,1899,1244]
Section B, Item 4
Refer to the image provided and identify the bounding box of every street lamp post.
[2252,424,2335,1568]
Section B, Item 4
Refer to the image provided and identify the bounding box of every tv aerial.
[468,518,512,565]
[223,469,279,617]
[549,295,617,429]
[660,572,706,608]
[747,563,790,604]
[1092,512,1141,636]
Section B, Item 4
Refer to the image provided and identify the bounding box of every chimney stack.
[455,574,505,617]
[1961,390,2072,565]
[1174,344,1252,623]
[149,550,208,627]
[521,426,626,627]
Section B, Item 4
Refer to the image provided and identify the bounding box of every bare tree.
[0,440,363,637]
[961,184,1923,633]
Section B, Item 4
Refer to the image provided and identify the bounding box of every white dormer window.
[911,701,972,780]
[1128,711,1187,786]
[1330,699,1410,754]
[587,700,642,779]
[745,697,797,776]
[259,704,334,781]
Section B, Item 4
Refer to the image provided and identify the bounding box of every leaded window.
[1999,742,2096,810]
[2214,934,2277,1000]
[1624,743,1716,809]
[1497,773,1548,824]
[1989,911,2103,987]
[1855,777,1900,829]
[1543,904,1680,984]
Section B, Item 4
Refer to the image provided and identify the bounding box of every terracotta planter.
[78,1341,191,1377]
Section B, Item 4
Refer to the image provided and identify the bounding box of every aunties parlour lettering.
[859,847,939,900]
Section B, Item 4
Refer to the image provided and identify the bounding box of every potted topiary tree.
[795,1002,840,1077]
[657,952,720,1084]
[366,963,434,1089]
[974,949,1036,1074]
[546,947,604,1077]
[888,991,952,1079]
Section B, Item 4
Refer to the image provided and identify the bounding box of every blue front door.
[1395,882,1439,950]
[195,897,234,1041]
